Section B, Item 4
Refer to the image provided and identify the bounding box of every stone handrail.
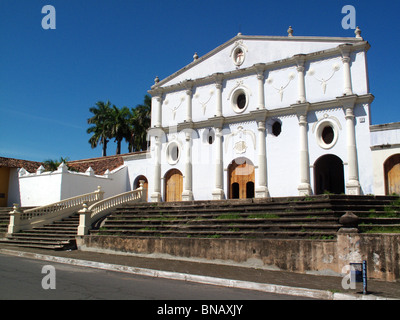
[77,181,146,236]
[20,187,104,221]
[8,187,104,235]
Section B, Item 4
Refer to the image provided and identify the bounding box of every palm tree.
[109,105,131,155]
[87,101,113,157]
[127,95,151,152]
[43,157,70,171]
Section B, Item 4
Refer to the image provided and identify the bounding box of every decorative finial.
[193,52,198,61]
[355,26,362,39]
[237,32,242,36]
[154,76,159,84]
[287,26,293,37]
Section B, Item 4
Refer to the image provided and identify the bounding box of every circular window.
[166,141,181,164]
[231,89,249,114]
[272,121,282,137]
[237,94,246,110]
[316,121,339,149]
[322,125,334,144]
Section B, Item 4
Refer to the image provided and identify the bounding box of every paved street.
[0,254,312,301]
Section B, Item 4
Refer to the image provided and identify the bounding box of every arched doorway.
[164,169,183,202]
[314,155,345,195]
[134,175,148,200]
[228,158,255,199]
[384,154,400,195]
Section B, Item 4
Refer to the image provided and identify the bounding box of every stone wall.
[76,233,400,281]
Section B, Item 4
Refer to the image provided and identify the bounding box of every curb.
[0,248,394,300]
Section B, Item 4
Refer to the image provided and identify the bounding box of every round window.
[316,121,339,150]
[237,94,246,110]
[322,125,334,144]
[231,89,249,114]
[166,141,181,164]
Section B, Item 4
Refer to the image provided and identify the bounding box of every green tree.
[127,94,151,152]
[110,105,131,155]
[87,101,113,157]
[43,157,70,171]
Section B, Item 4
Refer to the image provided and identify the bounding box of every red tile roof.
[0,157,43,173]
[67,154,124,175]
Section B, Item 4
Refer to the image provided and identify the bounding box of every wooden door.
[229,160,255,199]
[165,169,183,202]
[385,155,400,195]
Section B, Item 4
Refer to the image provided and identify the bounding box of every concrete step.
[93,195,400,240]
[1,212,79,250]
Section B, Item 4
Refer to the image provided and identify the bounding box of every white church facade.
[5,28,400,206]
[136,28,376,202]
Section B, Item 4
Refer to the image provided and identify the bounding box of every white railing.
[20,188,104,221]
[77,181,146,236]
[8,187,104,235]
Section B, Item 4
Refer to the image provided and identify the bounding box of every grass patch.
[360,226,400,233]
[217,213,241,220]
[248,213,279,219]
[206,234,222,238]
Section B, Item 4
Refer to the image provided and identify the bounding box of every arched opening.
[134,175,148,200]
[228,158,255,199]
[314,154,345,195]
[164,169,183,202]
[232,183,240,199]
[246,181,255,198]
[384,154,400,195]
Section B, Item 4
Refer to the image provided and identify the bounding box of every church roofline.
[149,34,370,95]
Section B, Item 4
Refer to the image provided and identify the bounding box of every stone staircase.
[1,195,399,250]
[0,207,12,236]
[91,195,400,240]
[0,213,79,250]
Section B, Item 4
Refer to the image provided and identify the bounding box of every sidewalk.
[0,243,398,300]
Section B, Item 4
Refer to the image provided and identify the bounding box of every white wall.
[370,123,400,195]
[17,165,129,207]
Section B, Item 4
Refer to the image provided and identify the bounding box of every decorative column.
[340,44,353,96]
[341,96,361,195]
[254,64,266,110]
[183,80,193,122]
[296,106,312,196]
[150,134,162,202]
[294,54,306,104]
[213,73,224,117]
[182,131,193,201]
[255,119,270,198]
[212,127,225,200]
[150,89,163,128]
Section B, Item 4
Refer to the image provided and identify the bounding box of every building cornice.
[370,122,400,132]
[151,93,374,133]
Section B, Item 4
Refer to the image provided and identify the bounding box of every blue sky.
[0,0,399,162]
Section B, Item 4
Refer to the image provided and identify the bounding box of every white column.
[294,54,306,103]
[182,131,193,201]
[340,45,353,96]
[344,103,361,195]
[254,64,266,109]
[152,93,162,127]
[255,120,269,198]
[213,73,223,117]
[151,135,162,202]
[297,110,312,196]
[184,80,193,122]
[212,127,225,200]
